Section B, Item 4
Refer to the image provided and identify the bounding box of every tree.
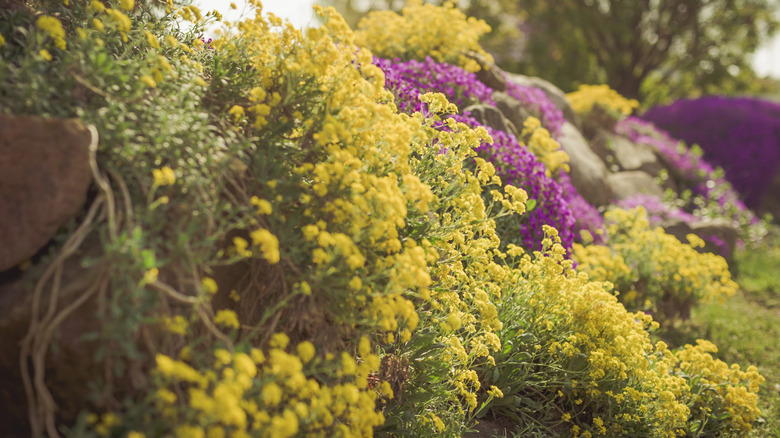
[499,0,780,104]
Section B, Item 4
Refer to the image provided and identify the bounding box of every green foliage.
[510,0,780,105]
[684,232,780,437]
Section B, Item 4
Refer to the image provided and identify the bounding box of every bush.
[354,0,492,73]
[566,84,639,137]
[374,56,576,254]
[572,207,739,322]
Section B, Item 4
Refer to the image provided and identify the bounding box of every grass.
[678,226,780,437]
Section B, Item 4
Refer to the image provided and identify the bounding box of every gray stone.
[661,218,739,262]
[607,171,664,201]
[463,104,519,139]
[592,130,664,174]
[467,51,507,92]
[0,114,93,271]
[492,91,532,137]
[557,122,611,207]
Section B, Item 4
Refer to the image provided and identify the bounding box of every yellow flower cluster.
[354,0,493,72]
[674,340,764,434]
[566,84,640,117]
[508,227,691,437]
[37,16,67,50]
[43,1,763,435]
[148,340,384,437]
[573,207,738,320]
[520,117,570,176]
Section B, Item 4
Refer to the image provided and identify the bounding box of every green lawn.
[684,228,780,437]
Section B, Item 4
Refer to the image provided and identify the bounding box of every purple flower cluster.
[451,114,576,253]
[639,96,780,209]
[374,57,495,114]
[504,78,566,138]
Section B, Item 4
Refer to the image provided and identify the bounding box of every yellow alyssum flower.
[144,30,160,49]
[88,0,105,12]
[201,277,218,294]
[152,166,175,185]
[37,16,67,50]
[163,315,188,335]
[232,236,252,257]
[566,84,639,116]
[250,196,272,215]
[139,74,156,88]
[250,228,280,264]
[105,8,132,33]
[487,385,504,399]
[119,0,134,11]
[213,309,240,329]
[228,105,245,121]
[0,34,6,48]
[296,341,315,363]
[39,49,53,61]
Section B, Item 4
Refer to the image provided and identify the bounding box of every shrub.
[566,84,639,137]
[354,0,493,73]
[566,84,640,117]
[374,57,576,254]
[373,56,495,114]
[572,207,739,322]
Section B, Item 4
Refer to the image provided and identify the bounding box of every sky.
[197,0,780,79]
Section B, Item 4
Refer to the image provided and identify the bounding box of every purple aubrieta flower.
[615,116,763,244]
[373,56,495,114]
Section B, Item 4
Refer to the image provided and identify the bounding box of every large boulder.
[464,104,519,139]
[606,171,664,201]
[592,130,665,175]
[0,114,93,271]
[661,218,740,262]
[492,91,533,137]
[557,122,611,207]
[466,52,578,128]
